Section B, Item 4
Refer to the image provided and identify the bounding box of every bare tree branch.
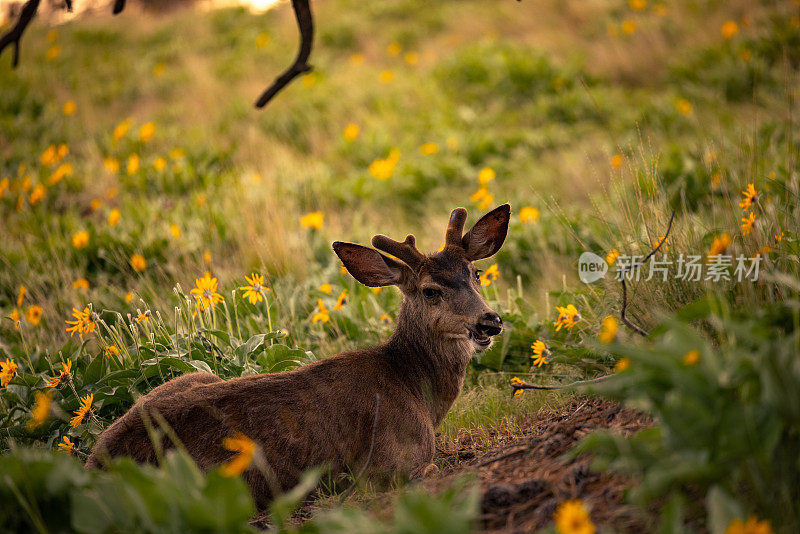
[511,374,613,393]
[618,210,675,337]
[255,0,314,108]
[0,0,41,67]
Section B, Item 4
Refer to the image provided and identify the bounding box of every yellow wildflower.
[239,273,269,305]
[0,177,9,197]
[611,154,623,168]
[130,254,147,272]
[445,136,458,150]
[47,162,73,186]
[301,72,317,87]
[404,51,419,65]
[319,283,333,294]
[349,53,365,66]
[170,147,186,159]
[531,340,550,367]
[519,206,540,224]
[478,167,496,185]
[615,357,630,372]
[621,19,637,35]
[46,29,57,43]
[380,313,392,324]
[554,304,580,331]
[312,299,330,323]
[127,154,140,175]
[113,118,131,141]
[153,62,166,76]
[419,142,439,155]
[1,359,17,387]
[9,308,20,328]
[28,184,46,205]
[136,310,151,323]
[629,0,646,11]
[103,157,120,173]
[682,350,700,365]
[16,285,26,307]
[65,307,95,338]
[480,264,500,286]
[28,391,53,430]
[221,432,255,476]
[333,289,348,310]
[300,211,324,230]
[73,278,89,290]
[739,183,757,211]
[741,212,756,236]
[41,145,59,166]
[386,42,401,56]
[203,250,213,263]
[46,45,61,61]
[153,157,167,171]
[606,249,620,265]
[105,345,120,358]
[109,208,121,227]
[57,436,75,454]
[343,123,359,142]
[125,292,134,303]
[721,20,739,39]
[139,122,155,142]
[46,360,72,388]
[724,516,773,534]
[707,233,732,258]
[90,198,102,212]
[72,230,89,249]
[369,150,400,180]
[598,316,618,343]
[190,273,224,311]
[554,499,595,534]
[62,100,76,115]
[26,305,43,326]
[379,70,393,83]
[70,393,93,428]
[675,98,692,115]
[170,224,181,238]
[255,33,270,48]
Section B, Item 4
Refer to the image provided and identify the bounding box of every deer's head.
[333,205,510,351]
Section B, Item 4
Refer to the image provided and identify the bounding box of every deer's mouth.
[469,329,493,349]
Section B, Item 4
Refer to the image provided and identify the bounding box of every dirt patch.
[425,397,653,533]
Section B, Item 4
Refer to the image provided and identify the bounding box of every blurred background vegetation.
[1,0,799,531]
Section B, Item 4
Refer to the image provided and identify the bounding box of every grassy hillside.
[1,0,799,531]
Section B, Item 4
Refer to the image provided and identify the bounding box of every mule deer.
[86,204,510,507]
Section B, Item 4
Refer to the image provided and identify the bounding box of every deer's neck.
[385,300,473,426]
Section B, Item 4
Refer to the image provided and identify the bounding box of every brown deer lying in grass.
[86,204,510,507]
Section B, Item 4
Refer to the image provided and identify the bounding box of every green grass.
[1,0,799,531]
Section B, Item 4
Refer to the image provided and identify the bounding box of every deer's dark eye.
[422,288,442,300]
[474,270,483,282]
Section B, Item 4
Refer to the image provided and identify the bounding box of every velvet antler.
[444,207,468,247]
[371,234,425,271]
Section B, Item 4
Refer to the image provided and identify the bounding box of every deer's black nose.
[476,312,503,337]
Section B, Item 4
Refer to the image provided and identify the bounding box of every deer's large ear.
[333,242,410,287]
[461,204,510,261]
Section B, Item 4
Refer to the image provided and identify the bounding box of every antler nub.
[445,207,468,247]
[372,234,425,271]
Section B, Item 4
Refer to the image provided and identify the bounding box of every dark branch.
[511,374,613,393]
[618,210,675,337]
[255,0,314,108]
[0,0,41,68]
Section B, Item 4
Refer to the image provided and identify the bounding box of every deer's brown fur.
[86,205,510,508]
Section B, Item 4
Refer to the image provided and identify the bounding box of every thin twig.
[0,0,41,67]
[618,210,676,337]
[255,0,314,108]
[339,393,380,503]
[511,374,613,393]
